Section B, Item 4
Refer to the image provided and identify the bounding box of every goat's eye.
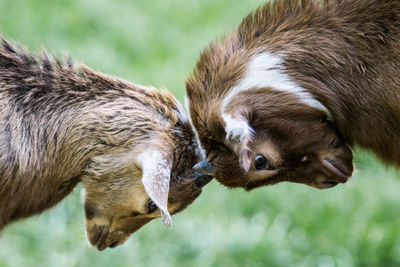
[131,211,141,217]
[321,115,332,123]
[254,154,268,170]
[147,200,158,213]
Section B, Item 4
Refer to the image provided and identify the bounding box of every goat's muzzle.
[88,224,130,251]
[315,146,353,189]
[88,224,110,251]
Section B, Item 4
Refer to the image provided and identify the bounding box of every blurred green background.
[1,0,400,266]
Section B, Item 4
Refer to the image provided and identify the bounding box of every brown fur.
[0,37,210,250]
[187,0,399,190]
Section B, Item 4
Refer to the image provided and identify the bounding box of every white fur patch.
[221,52,330,142]
[172,96,189,124]
[184,95,190,112]
[137,151,172,227]
[223,113,254,142]
[184,95,206,159]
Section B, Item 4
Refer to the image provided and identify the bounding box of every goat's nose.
[321,157,353,181]
[316,146,353,189]
[87,224,110,251]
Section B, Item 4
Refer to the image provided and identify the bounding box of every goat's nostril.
[89,225,105,246]
[321,158,352,181]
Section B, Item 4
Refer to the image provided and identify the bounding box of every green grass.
[1,0,400,266]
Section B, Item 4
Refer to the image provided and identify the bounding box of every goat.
[187,0,399,190]
[0,37,212,250]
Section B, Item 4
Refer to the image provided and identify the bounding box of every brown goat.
[187,0,399,190]
[0,38,212,250]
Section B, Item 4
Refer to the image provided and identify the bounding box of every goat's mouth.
[87,225,129,251]
[312,178,339,189]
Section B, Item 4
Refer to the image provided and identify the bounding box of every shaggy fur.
[0,38,210,250]
[187,0,399,190]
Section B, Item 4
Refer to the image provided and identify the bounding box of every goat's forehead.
[250,137,281,156]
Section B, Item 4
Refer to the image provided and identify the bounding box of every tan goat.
[0,38,211,250]
[187,0,399,190]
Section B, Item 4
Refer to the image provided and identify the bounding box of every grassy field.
[1,0,400,266]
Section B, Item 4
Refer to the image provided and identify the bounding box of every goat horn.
[193,159,216,176]
[193,172,213,188]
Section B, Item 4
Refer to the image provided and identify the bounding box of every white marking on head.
[172,97,189,124]
[223,113,254,142]
[184,95,190,112]
[184,95,206,159]
[225,52,329,113]
[221,52,330,143]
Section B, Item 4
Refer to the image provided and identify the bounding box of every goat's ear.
[225,137,252,173]
[224,123,253,173]
[222,107,253,173]
[239,145,252,173]
[226,135,252,173]
[137,151,172,227]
